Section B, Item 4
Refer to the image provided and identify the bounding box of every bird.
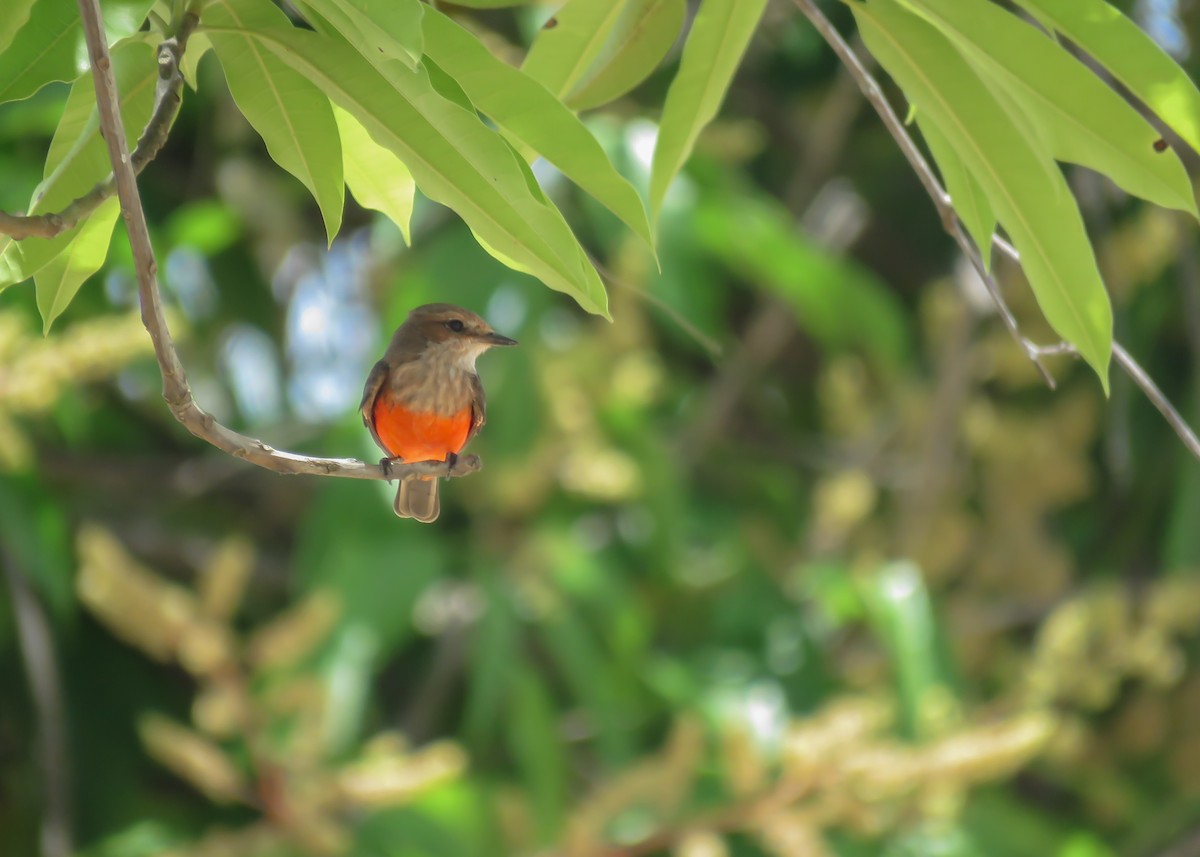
[360,303,517,522]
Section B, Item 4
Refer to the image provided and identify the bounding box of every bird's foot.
[380,456,402,481]
[445,451,459,474]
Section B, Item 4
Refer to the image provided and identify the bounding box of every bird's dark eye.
[446,319,465,333]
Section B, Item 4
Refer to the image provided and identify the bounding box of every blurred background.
[2,1,1200,856]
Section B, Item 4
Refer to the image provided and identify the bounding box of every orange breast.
[373,396,472,462]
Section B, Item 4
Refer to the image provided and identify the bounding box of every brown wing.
[465,372,487,447]
[359,359,390,454]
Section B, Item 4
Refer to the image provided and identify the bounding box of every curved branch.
[795,0,1200,462]
[73,0,480,484]
[0,13,200,241]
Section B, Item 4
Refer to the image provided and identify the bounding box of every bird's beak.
[482,331,519,347]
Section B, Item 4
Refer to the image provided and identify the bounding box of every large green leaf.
[853,0,1113,390]
[333,104,415,245]
[522,0,685,111]
[422,8,654,253]
[1011,0,1200,160]
[0,40,157,291]
[0,0,155,105]
[290,0,422,70]
[35,196,119,332]
[916,114,995,267]
[901,0,1197,217]
[0,0,38,57]
[693,193,911,365]
[204,19,608,316]
[206,0,344,244]
[648,0,768,226]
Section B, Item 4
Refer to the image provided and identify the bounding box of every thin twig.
[792,0,1056,388]
[797,0,1200,462]
[0,13,200,241]
[74,0,477,485]
[1,544,72,857]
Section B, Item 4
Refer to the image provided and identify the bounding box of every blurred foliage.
[3,1,1200,857]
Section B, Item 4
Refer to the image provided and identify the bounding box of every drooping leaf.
[522,0,685,110]
[853,0,1113,390]
[206,0,344,244]
[0,40,157,290]
[1011,0,1200,161]
[901,0,1197,217]
[333,104,415,245]
[290,0,423,70]
[422,7,654,253]
[0,0,155,105]
[205,19,608,315]
[35,196,120,332]
[916,114,995,267]
[648,0,768,227]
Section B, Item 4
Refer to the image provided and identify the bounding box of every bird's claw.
[445,452,459,474]
[380,456,400,481]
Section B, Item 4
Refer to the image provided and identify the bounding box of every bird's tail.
[395,476,440,523]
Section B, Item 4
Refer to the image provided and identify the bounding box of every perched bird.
[360,303,517,522]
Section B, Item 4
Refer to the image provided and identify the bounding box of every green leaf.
[901,0,1197,217]
[0,0,155,105]
[507,667,567,842]
[0,0,38,57]
[693,193,911,365]
[206,0,344,244]
[522,0,685,110]
[862,560,958,741]
[1011,0,1200,162]
[0,40,158,290]
[291,0,423,70]
[648,0,768,227]
[422,8,654,253]
[207,19,608,316]
[853,0,1113,390]
[916,114,994,267]
[35,196,119,332]
[333,104,415,244]
[445,0,535,6]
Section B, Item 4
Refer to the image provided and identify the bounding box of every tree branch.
[795,0,1200,462]
[792,0,1056,388]
[0,12,200,241]
[73,0,478,484]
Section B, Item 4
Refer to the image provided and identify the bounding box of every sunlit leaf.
[853,0,1113,390]
[422,7,654,253]
[917,114,995,267]
[206,0,345,245]
[0,40,157,290]
[522,0,685,111]
[901,0,1198,217]
[0,0,155,105]
[35,196,119,332]
[1011,0,1200,161]
[648,0,768,227]
[333,104,415,245]
[290,0,423,70]
[207,19,609,315]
